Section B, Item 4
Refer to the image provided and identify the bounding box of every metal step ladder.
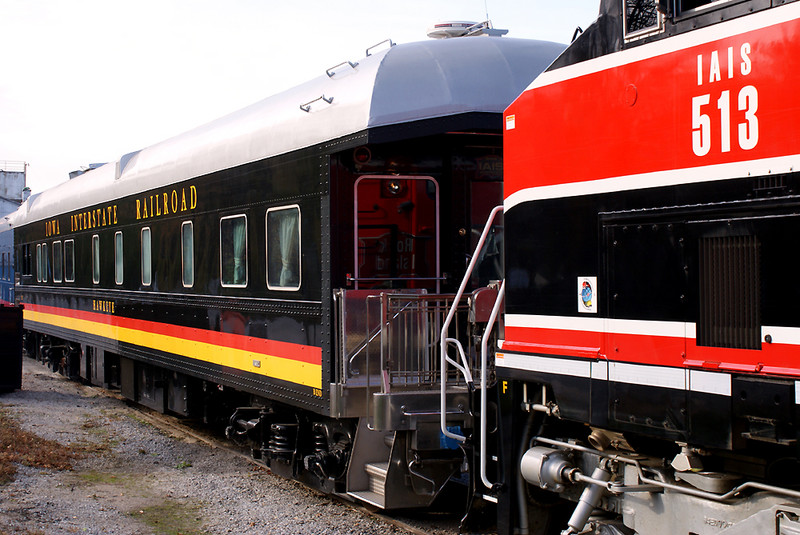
[348,462,389,507]
[365,461,389,497]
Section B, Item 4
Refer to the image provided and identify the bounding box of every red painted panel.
[503,323,800,377]
[505,12,800,199]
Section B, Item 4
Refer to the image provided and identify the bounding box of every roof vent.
[68,163,105,180]
[426,20,508,39]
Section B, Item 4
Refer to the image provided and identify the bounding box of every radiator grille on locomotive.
[697,235,761,350]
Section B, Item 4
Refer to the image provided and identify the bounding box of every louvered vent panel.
[697,236,761,350]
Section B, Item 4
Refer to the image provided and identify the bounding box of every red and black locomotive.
[497,1,800,533]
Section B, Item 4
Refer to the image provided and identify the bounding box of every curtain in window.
[278,211,298,286]
[221,216,247,286]
[232,218,246,285]
[267,207,300,289]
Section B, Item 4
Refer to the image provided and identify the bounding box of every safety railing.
[336,289,475,388]
[0,161,26,173]
[379,292,474,390]
[440,205,504,490]
[335,288,479,428]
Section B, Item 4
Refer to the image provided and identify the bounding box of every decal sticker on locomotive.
[505,114,516,130]
[578,276,597,313]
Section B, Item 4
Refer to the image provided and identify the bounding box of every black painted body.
[16,117,505,416]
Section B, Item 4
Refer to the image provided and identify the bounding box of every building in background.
[0,161,27,304]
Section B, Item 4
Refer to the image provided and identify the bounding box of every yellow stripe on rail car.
[23,308,323,389]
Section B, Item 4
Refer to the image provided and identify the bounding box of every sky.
[1,1,600,194]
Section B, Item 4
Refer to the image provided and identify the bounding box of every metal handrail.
[326,60,358,77]
[366,39,394,56]
[440,205,504,443]
[299,94,334,112]
[444,338,473,386]
[347,294,420,376]
[347,322,381,376]
[480,280,504,489]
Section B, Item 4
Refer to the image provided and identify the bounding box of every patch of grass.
[131,501,207,535]
[81,418,103,430]
[0,406,83,484]
[69,470,147,495]
[75,416,118,454]
[74,439,115,455]
[99,408,126,421]
[125,413,154,428]
[176,460,192,470]
[77,470,122,485]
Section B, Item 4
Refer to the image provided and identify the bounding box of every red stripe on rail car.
[25,303,321,366]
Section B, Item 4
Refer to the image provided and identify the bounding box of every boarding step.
[365,461,389,496]
[346,419,444,510]
[347,490,385,508]
[348,462,389,508]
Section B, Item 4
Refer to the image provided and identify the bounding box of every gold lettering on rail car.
[70,204,118,233]
[44,219,61,237]
[92,299,115,314]
[136,185,197,221]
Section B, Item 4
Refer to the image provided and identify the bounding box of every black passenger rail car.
[9,35,563,512]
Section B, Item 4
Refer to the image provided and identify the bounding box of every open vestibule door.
[353,175,440,292]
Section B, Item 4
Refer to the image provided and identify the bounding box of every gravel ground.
[0,358,432,535]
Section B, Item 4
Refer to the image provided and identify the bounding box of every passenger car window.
[22,244,32,277]
[42,243,49,283]
[115,232,123,285]
[266,206,301,291]
[53,241,63,283]
[92,235,100,284]
[36,244,42,283]
[220,215,247,287]
[64,240,75,282]
[181,222,194,288]
[141,227,152,286]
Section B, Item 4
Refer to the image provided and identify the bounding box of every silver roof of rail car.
[8,36,564,228]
